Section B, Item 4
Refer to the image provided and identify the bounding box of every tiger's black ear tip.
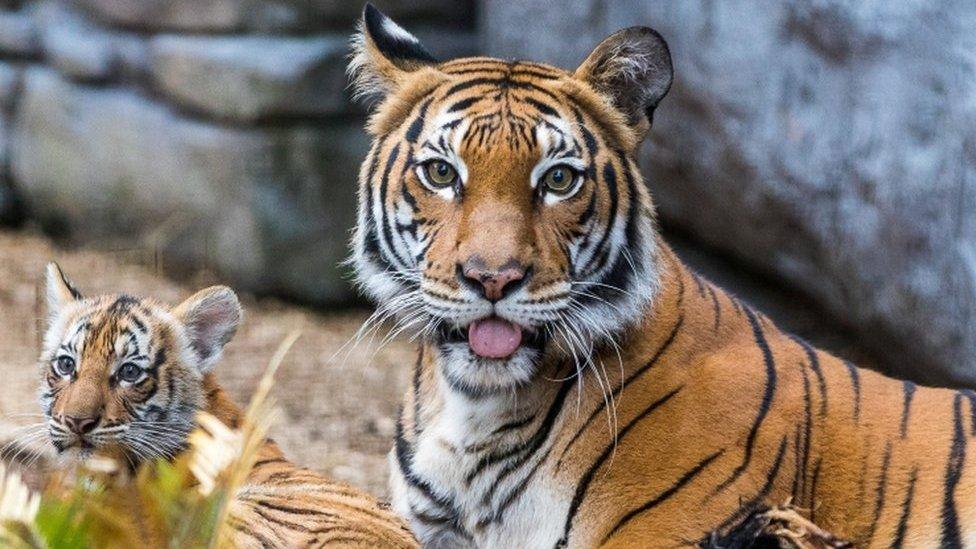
[363,2,383,28]
[360,1,437,66]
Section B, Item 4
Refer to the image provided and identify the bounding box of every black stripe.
[713,307,777,495]
[791,423,803,501]
[228,517,277,548]
[150,347,167,370]
[524,97,560,117]
[377,143,410,269]
[129,315,147,334]
[448,96,480,112]
[941,394,966,548]
[491,414,536,435]
[57,268,83,300]
[900,380,916,438]
[361,137,395,273]
[809,456,822,523]
[466,375,576,484]
[843,360,861,422]
[867,442,893,543]
[712,435,790,534]
[789,336,828,418]
[581,161,619,276]
[252,457,288,468]
[556,388,682,548]
[555,302,684,469]
[442,77,562,103]
[798,364,813,505]
[405,98,431,142]
[394,410,458,514]
[603,450,723,543]
[707,284,721,333]
[575,110,598,156]
[412,347,424,436]
[477,445,555,528]
[892,467,918,549]
[959,390,976,435]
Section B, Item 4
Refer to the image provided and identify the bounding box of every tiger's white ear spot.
[347,2,437,104]
[172,286,241,373]
[45,262,82,319]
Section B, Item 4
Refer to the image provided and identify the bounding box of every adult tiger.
[37,264,418,548]
[348,4,976,548]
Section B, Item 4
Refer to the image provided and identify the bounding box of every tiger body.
[348,5,976,547]
[398,246,976,547]
[38,265,418,548]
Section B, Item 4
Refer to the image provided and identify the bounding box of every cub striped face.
[349,5,673,394]
[39,264,240,466]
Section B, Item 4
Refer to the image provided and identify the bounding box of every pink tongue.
[468,318,523,359]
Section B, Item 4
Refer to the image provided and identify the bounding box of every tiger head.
[349,5,673,393]
[38,263,241,465]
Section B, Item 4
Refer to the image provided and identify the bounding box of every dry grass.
[0,229,413,496]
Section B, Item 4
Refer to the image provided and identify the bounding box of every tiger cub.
[347,4,976,547]
[38,263,417,548]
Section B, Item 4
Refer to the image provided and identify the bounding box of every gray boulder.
[482,0,976,386]
[149,29,478,122]
[34,2,149,83]
[0,9,39,58]
[75,0,473,33]
[12,67,366,304]
[149,35,351,122]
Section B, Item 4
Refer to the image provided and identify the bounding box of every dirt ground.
[0,229,413,497]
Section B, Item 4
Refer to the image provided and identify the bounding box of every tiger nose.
[64,415,100,435]
[459,258,529,302]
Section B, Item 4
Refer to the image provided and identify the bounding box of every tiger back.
[38,263,418,548]
[347,4,976,547]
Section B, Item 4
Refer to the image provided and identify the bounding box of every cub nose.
[64,415,100,435]
[460,258,529,302]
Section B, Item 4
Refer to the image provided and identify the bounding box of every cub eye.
[117,363,142,383]
[423,160,458,188]
[54,356,75,377]
[542,165,576,194]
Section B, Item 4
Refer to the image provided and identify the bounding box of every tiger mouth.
[53,438,96,453]
[436,318,548,358]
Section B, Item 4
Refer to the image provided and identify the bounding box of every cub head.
[348,4,672,394]
[38,263,241,465]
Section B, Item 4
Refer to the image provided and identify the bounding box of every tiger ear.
[574,26,673,137]
[45,262,82,319]
[172,286,241,373]
[348,2,438,104]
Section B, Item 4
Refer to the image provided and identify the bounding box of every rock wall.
[1,0,475,305]
[482,0,976,386]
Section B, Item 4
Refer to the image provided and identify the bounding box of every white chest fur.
[390,372,572,548]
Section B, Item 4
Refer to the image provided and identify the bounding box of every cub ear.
[348,2,438,103]
[172,286,241,373]
[574,26,673,137]
[45,262,82,318]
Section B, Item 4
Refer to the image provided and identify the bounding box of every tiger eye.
[117,362,142,383]
[54,356,75,377]
[425,160,457,187]
[542,166,575,194]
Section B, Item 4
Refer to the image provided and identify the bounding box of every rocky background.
[1,0,973,388]
[0,0,476,306]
